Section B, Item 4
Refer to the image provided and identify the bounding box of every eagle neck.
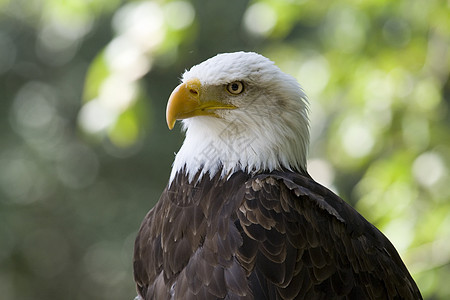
[169,115,308,185]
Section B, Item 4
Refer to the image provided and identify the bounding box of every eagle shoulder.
[236,171,422,299]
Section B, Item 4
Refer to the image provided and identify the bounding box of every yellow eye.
[226,81,244,95]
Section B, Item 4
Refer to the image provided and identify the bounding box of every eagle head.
[166,52,310,183]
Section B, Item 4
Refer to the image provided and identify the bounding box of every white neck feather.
[169,102,309,184]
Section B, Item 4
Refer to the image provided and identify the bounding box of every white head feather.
[169,52,309,183]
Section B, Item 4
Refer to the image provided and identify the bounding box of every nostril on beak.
[189,89,198,96]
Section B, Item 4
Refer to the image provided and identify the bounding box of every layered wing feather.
[133,170,422,299]
[134,171,252,299]
[238,171,422,299]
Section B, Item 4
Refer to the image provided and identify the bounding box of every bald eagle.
[133,52,422,299]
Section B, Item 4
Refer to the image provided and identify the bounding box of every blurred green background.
[1,0,449,299]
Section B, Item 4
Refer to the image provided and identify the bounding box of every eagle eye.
[226,81,244,95]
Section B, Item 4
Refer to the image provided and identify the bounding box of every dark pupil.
[231,83,239,91]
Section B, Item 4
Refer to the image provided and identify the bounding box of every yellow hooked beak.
[166,78,237,130]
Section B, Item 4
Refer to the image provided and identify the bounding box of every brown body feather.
[133,169,422,299]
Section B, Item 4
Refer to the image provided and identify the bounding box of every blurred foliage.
[0,0,449,299]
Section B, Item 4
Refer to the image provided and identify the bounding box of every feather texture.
[133,169,422,299]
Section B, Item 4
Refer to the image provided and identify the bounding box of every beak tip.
[166,79,202,131]
[166,115,176,130]
[166,99,176,130]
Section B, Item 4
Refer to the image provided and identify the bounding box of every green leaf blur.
[0,0,448,299]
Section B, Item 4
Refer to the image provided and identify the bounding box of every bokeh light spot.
[297,54,330,97]
[308,158,336,191]
[78,99,117,134]
[340,120,375,158]
[244,3,277,36]
[11,82,56,131]
[320,5,368,53]
[0,156,36,203]
[105,36,151,79]
[112,1,165,50]
[413,152,446,188]
[164,1,195,30]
